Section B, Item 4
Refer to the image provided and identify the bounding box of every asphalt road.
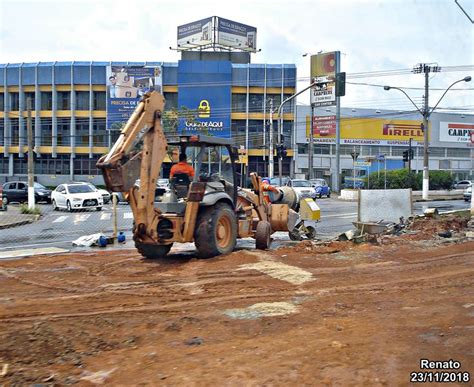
[0,198,470,254]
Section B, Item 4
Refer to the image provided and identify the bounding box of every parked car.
[51,183,103,212]
[268,177,291,187]
[310,178,331,198]
[464,186,472,202]
[135,178,170,198]
[454,180,472,190]
[1,181,52,204]
[287,179,317,199]
[0,185,6,211]
[82,183,111,204]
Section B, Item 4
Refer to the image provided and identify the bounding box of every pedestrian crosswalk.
[50,212,133,224]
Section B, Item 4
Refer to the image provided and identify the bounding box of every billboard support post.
[335,96,341,193]
[309,105,314,180]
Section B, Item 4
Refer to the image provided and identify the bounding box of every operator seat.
[170,173,191,199]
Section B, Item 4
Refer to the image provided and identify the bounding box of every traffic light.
[403,150,409,162]
[409,149,414,160]
[276,144,288,159]
[336,72,346,97]
[350,151,359,161]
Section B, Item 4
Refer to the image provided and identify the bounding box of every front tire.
[305,226,317,240]
[255,220,271,250]
[3,197,8,205]
[66,200,72,212]
[52,199,58,211]
[194,203,237,258]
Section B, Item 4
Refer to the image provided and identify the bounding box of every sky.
[0,0,473,114]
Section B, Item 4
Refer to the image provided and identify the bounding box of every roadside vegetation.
[364,169,454,190]
[19,204,42,215]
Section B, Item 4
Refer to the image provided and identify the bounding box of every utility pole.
[269,98,274,178]
[27,97,35,210]
[413,63,440,200]
[308,106,314,180]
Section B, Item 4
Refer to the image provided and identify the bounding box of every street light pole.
[384,73,471,199]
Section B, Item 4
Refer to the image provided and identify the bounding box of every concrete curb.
[0,214,40,229]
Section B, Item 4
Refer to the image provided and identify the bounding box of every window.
[93,120,107,146]
[231,120,246,147]
[10,119,19,146]
[0,93,4,111]
[41,122,53,146]
[75,118,89,146]
[10,93,19,110]
[314,144,330,155]
[298,144,308,154]
[93,91,106,110]
[36,155,70,175]
[57,119,71,146]
[57,91,70,110]
[447,148,470,158]
[163,93,177,110]
[232,94,247,112]
[75,91,89,110]
[13,158,27,174]
[24,92,35,110]
[41,92,53,110]
[248,94,264,112]
[429,147,446,157]
[73,154,101,175]
[0,157,9,173]
[0,121,4,146]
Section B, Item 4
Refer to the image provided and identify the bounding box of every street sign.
[355,161,371,167]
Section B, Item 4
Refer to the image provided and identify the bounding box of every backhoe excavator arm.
[96,91,167,242]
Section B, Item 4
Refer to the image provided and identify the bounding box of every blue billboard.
[106,65,162,130]
[177,60,232,138]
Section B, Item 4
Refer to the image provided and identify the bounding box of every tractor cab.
[156,134,238,214]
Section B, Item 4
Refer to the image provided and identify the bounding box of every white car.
[287,179,317,200]
[75,182,111,204]
[52,183,104,212]
[464,186,472,202]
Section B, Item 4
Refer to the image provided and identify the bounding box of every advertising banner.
[177,17,213,49]
[310,52,339,107]
[177,60,232,138]
[439,122,474,143]
[106,65,162,130]
[305,117,426,146]
[217,17,257,52]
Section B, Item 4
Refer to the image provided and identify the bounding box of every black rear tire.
[135,243,173,259]
[3,197,8,205]
[255,220,271,250]
[194,203,237,258]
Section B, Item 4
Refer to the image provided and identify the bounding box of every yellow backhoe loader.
[97,91,299,259]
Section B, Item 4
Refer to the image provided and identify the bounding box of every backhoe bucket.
[97,153,142,192]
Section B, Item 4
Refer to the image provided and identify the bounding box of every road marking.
[0,247,69,260]
[100,213,111,221]
[239,261,313,285]
[53,215,68,223]
[74,214,91,224]
[124,212,133,219]
[322,212,357,218]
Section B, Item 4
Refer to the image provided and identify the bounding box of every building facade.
[295,105,474,184]
[0,55,296,186]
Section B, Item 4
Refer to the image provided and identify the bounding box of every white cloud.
[0,0,472,110]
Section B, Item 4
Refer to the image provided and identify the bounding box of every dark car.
[0,185,6,211]
[2,181,52,204]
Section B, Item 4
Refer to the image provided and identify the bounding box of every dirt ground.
[0,215,473,385]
